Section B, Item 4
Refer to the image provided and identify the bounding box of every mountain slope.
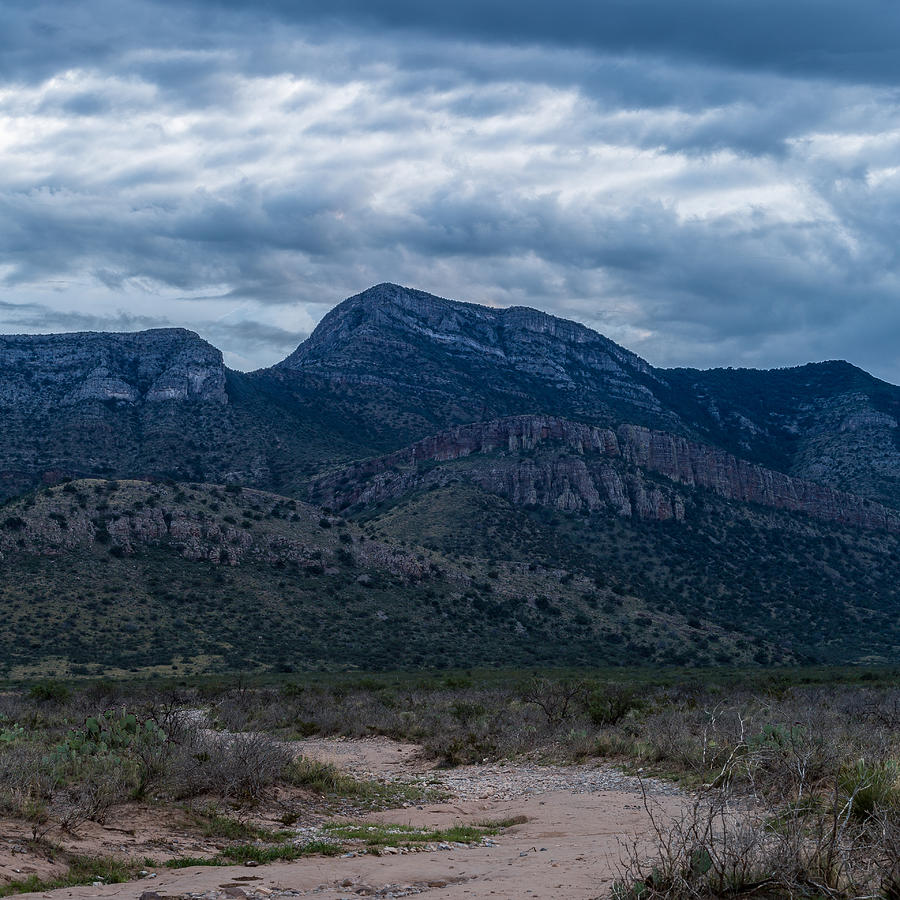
[0,329,373,502]
[663,362,900,506]
[0,478,774,676]
[2,284,900,672]
[344,476,900,667]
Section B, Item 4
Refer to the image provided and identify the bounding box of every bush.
[838,758,900,821]
[169,729,291,802]
[586,684,640,727]
[29,681,71,703]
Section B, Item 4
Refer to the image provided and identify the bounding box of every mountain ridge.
[2,282,899,508]
[2,284,900,671]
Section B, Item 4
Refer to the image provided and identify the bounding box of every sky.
[1,1,899,379]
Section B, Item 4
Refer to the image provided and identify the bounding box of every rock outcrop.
[309,415,900,531]
[0,479,436,580]
[0,328,228,408]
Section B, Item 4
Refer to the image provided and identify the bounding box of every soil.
[4,737,686,900]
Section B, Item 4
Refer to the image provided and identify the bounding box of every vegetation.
[0,853,149,897]
[2,472,898,677]
[0,668,898,896]
[0,478,791,677]
[320,820,498,848]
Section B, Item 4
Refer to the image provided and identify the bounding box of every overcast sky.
[1,1,899,379]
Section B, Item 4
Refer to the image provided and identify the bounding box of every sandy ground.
[7,737,685,900]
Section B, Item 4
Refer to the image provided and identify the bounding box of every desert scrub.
[615,723,900,900]
[616,784,900,900]
[167,728,292,802]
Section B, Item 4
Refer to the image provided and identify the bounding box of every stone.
[309,413,900,532]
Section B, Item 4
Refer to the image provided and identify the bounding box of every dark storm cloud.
[177,0,900,84]
[1,0,900,379]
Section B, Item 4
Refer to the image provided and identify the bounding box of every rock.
[0,329,227,408]
[309,414,900,532]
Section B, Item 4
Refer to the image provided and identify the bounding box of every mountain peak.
[278,283,650,375]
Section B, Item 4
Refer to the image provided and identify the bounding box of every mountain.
[2,284,899,508]
[278,284,900,507]
[1,282,899,672]
[0,328,368,502]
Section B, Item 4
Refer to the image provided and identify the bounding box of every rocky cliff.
[0,328,227,408]
[309,415,900,531]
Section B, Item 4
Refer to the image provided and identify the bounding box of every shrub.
[169,730,291,802]
[586,684,640,727]
[29,681,71,703]
[838,758,900,821]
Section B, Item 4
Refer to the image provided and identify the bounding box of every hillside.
[0,478,781,677]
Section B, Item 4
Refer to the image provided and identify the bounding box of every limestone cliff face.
[0,328,227,409]
[309,415,900,531]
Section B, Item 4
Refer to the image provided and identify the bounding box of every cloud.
[0,0,899,381]
[156,0,900,84]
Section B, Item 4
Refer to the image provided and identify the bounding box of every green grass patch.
[219,841,341,864]
[0,855,144,897]
[321,821,496,848]
[284,756,441,808]
[476,815,528,828]
[164,856,221,869]
[165,840,342,869]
